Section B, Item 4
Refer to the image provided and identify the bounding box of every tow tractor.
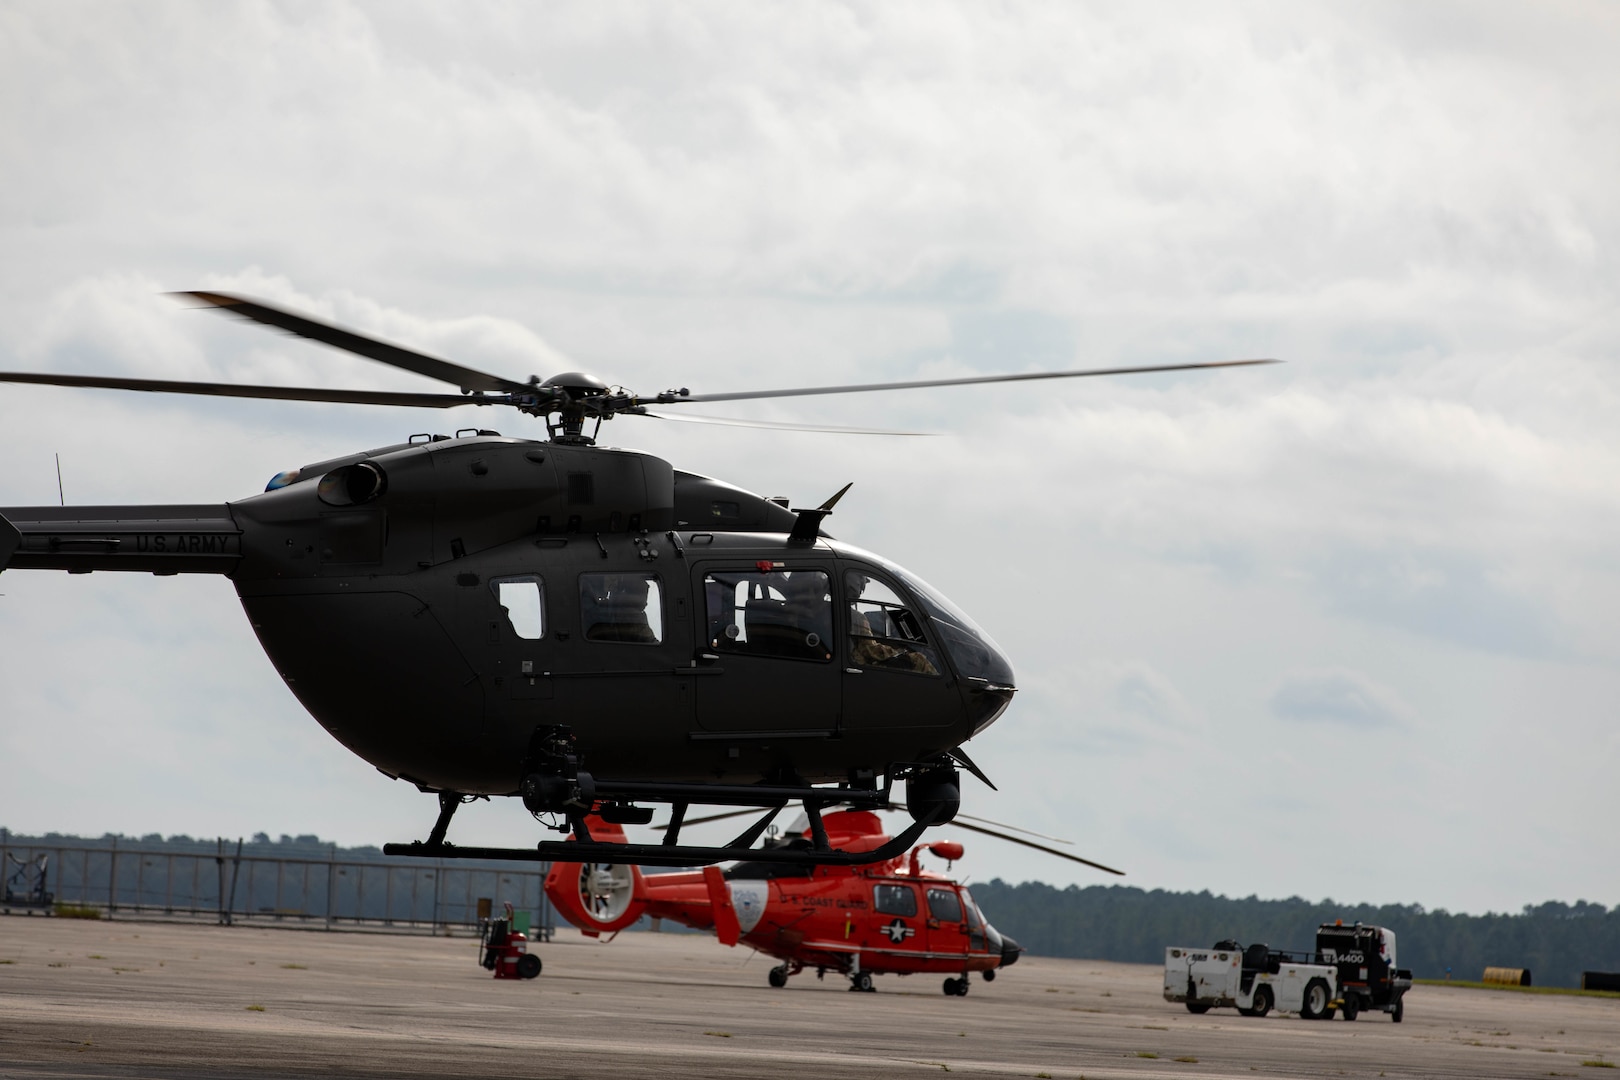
[1164,922,1410,1021]
[1315,921,1411,1021]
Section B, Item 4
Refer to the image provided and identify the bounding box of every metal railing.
[0,837,553,938]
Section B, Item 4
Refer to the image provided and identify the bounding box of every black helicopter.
[0,292,1274,868]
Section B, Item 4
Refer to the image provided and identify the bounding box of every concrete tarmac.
[1,916,1616,1079]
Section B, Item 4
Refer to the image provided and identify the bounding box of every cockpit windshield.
[959,887,1003,952]
[838,545,1015,690]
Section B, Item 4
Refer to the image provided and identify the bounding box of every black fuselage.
[2,435,1015,797]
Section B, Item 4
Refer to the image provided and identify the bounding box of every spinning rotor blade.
[639,409,930,436]
[946,820,1123,876]
[653,803,1084,853]
[0,371,488,408]
[667,358,1280,406]
[176,291,534,395]
[649,803,1121,874]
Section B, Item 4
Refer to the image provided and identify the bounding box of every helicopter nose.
[965,676,1015,736]
[999,935,1024,968]
[957,637,1016,736]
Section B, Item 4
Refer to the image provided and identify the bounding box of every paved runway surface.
[2,916,1616,1079]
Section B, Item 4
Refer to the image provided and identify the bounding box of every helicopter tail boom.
[0,505,241,575]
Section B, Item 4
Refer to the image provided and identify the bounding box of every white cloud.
[2,1,1618,913]
[1269,668,1418,729]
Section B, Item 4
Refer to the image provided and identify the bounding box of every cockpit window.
[960,889,986,928]
[885,557,1015,689]
[704,570,832,662]
[926,887,963,923]
[580,573,663,644]
[490,576,545,640]
[846,571,940,676]
[960,887,993,952]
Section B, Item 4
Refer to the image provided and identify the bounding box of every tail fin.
[542,817,647,937]
[703,865,741,947]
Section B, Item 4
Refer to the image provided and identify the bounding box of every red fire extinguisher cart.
[480,902,542,980]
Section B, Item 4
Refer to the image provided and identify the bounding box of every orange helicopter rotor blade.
[944,820,1124,876]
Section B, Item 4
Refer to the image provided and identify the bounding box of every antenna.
[55,453,64,506]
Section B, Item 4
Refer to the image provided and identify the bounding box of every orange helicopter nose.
[999,935,1024,968]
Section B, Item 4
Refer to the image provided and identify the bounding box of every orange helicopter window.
[873,884,918,917]
[927,888,963,923]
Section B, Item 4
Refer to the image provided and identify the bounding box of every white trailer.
[1164,942,1340,1019]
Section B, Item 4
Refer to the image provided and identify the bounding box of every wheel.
[1248,985,1273,1018]
[768,965,789,989]
[516,953,541,980]
[851,971,874,993]
[943,978,958,996]
[982,968,996,982]
[1341,995,1359,1021]
[1299,979,1330,1020]
[1391,998,1404,1024]
[1185,1001,1212,1014]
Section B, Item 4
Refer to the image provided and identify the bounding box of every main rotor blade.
[946,820,1124,876]
[670,359,1280,406]
[0,371,494,409]
[655,802,1075,849]
[950,813,1072,846]
[639,409,931,436]
[176,291,534,396]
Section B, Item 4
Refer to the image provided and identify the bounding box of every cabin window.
[846,570,940,676]
[926,887,963,923]
[490,576,545,640]
[580,573,664,644]
[703,569,832,662]
[873,884,918,917]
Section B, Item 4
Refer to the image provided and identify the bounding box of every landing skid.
[384,797,948,868]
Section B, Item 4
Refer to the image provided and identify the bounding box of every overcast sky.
[2,1,1616,916]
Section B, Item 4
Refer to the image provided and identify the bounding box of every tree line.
[969,881,1620,990]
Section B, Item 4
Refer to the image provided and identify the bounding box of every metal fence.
[0,838,553,938]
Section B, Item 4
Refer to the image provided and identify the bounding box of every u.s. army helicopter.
[0,292,1274,868]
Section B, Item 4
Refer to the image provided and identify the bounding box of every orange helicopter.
[544,808,1120,995]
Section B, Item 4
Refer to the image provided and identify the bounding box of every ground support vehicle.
[1314,922,1411,1021]
[1165,942,1339,1019]
[1165,923,1411,1022]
